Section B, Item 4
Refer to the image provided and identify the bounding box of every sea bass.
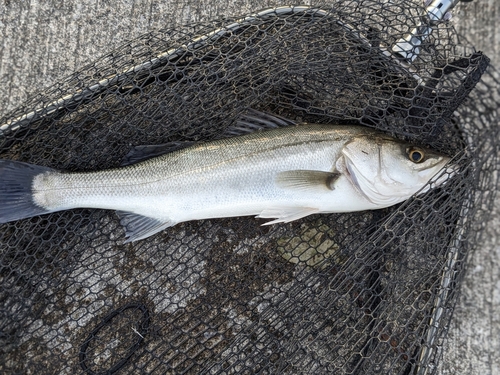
[0,112,452,242]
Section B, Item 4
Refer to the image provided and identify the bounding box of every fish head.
[340,136,453,206]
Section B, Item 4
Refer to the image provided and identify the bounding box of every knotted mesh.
[0,2,498,374]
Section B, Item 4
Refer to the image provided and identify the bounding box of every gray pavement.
[1,1,499,373]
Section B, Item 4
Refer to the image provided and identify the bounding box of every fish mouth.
[422,161,458,190]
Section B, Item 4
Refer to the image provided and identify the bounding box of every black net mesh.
[0,2,498,374]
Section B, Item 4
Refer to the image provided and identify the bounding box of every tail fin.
[0,159,56,223]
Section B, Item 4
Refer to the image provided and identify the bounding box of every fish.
[0,111,453,242]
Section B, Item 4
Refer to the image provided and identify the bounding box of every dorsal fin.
[219,109,297,137]
[122,110,297,166]
[122,142,196,166]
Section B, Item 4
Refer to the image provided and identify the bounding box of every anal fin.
[257,206,319,225]
[116,211,176,243]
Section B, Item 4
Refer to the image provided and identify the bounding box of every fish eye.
[408,147,425,163]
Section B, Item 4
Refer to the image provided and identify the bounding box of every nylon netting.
[0,2,498,374]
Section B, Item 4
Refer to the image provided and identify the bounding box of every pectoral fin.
[257,206,319,225]
[276,170,340,192]
[116,211,176,243]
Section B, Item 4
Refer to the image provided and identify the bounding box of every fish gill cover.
[0,1,498,374]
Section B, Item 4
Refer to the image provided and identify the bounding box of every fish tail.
[0,159,56,223]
